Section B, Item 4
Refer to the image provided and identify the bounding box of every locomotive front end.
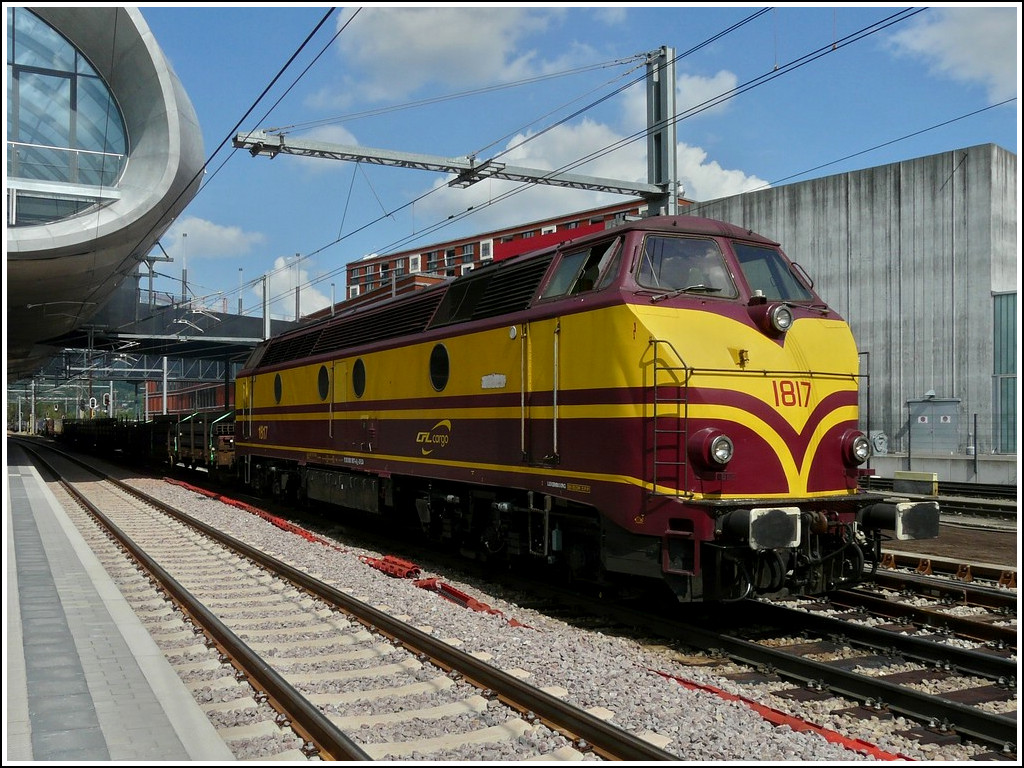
[622,224,940,602]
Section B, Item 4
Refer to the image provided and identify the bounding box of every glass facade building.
[7,7,128,225]
[6,6,204,382]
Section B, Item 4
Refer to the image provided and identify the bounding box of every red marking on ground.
[653,669,914,761]
[414,577,531,628]
[359,555,422,579]
[163,478,347,551]
[165,478,530,627]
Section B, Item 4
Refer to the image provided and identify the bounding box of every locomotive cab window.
[540,238,621,299]
[732,242,813,301]
[637,236,737,297]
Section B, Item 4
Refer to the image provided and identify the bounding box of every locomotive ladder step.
[650,339,692,498]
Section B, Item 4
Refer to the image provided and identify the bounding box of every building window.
[409,254,421,273]
[6,7,128,226]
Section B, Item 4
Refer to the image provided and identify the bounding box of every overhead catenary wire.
[251,7,942,311]
[104,7,345,333]
[228,7,778,316]
[142,6,771,319]
[247,7,936,315]
[149,6,1002,324]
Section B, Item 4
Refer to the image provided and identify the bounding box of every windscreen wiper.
[650,284,722,302]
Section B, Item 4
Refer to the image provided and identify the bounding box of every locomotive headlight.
[689,428,734,469]
[748,302,795,337]
[769,304,793,333]
[711,434,734,464]
[842,430,871,465]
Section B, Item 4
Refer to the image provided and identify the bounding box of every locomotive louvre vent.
[313,291,443,354]
[260,331,321,367]
[428,255,553,328]
[470,257,552,320]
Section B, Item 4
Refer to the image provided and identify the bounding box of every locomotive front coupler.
[716,506,801,550]
[857,499,941,541]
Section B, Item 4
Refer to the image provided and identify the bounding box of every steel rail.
[31,440,681,762]
[23,444,373,761]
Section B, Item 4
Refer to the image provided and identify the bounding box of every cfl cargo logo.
[416,419,451,456]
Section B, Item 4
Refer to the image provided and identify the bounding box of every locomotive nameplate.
[545,480,591,494]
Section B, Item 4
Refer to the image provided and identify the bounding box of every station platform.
[4,438,235,762]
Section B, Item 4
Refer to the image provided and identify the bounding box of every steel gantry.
[234,47,679,215]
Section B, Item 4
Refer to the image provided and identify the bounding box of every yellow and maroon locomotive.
[235,214,939,602]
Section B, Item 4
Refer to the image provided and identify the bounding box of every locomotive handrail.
[685,366,860,380]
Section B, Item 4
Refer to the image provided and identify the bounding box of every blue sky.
[139,4,1020,320]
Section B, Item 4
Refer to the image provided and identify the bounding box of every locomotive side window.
[274,374,283,404]
[317,365,330,401]
[637,236,736,296]
[540,238,620,299]
[541,249,588,298]
[594,239,623,289]
[732,242,813,301]
[352,358,366,398]
[429,344,450,391]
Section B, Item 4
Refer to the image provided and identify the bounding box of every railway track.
[860,478,1017,501]
[506,582,1017,759]
[21,441,678,762]
[16,437,1019,761]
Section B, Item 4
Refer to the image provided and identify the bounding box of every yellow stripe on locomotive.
[237,299,861,499]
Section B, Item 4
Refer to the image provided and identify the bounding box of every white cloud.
[333,7,558,102]
[259,255,331,320]
[676,143,769,201]
[166,216,266,262]
[408,118,644,229]
[407,115,768,231]
[592,7,627,27]
[620,68,741,134]
[886,7,1019,102]
[677,70,742,117]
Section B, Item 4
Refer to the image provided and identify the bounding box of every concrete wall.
[687,144,1018,485]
